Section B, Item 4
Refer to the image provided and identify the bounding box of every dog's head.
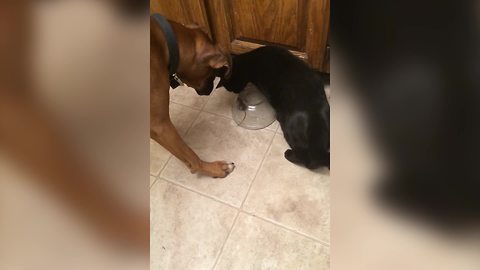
[176,24,231,95]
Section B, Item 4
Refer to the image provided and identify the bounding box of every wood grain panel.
[306,0,329,69]
[230,0,302,48]
[231,40,307,60]
[150,0,212,38]
[204,0,232,46]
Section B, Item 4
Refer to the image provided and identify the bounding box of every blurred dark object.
[333,0,480,230]
[112,0,149,16]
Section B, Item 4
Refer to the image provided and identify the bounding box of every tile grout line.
[170,100,203,112]
[199,91,211,111]
[239,132,277,210]
[201,124,279,269]
[178,102,204,137]
[158,177,330,247]
[210,210,241,270]
[199,110,233,121]
[170,101,203,112]
[159,177,239,209]
[155,155,171,178]
[150,155,172,189]
[195,103,236,122]
[242,211,330,247]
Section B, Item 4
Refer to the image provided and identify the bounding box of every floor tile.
[276,126,283,135]
[168,103,200,135]
[161,112,274,207]
[150,179,238,270]
[214,213,329,270]
[265,120,279,132]
[150,103,199,176]
[203,87,237,118]
[170,86,210,110]
[150,175,157,186]
[243,134,330,243]
[150,139,171,176]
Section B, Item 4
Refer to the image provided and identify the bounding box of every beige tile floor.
[150,86,330,270]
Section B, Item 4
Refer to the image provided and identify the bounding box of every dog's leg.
[150,60,234,178]
[150,94,234,178]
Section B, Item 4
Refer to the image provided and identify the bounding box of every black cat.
[220,46,330,169]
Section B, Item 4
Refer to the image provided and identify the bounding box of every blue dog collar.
[152,13,183,88]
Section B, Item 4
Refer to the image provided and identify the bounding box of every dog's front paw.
[201,161,235,178]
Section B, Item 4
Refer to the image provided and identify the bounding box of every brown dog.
[150,16,234,178]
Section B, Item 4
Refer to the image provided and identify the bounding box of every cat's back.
[243,46,308,72]
[234,46,326,107]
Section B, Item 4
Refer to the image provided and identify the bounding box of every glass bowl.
[231,83,276,130]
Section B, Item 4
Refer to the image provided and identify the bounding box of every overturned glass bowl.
[231,83,276,130]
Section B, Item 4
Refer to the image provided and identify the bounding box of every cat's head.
[217,55,248,93]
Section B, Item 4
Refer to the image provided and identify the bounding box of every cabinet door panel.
[208,0,329,70]
[231,0,304,49]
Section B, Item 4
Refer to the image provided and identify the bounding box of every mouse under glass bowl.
[231,83,276,130]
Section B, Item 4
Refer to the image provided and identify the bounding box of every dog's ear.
[184,23,209,34]
[208,52,228,69]
[218,46,232,79]
[201,45,231,77]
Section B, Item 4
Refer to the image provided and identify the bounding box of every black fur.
[221,46,330,169]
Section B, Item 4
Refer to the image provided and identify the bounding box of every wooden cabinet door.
[151,0,330,71]
[207,0,329,71]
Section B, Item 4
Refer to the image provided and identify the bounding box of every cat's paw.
[284,149,298,164]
